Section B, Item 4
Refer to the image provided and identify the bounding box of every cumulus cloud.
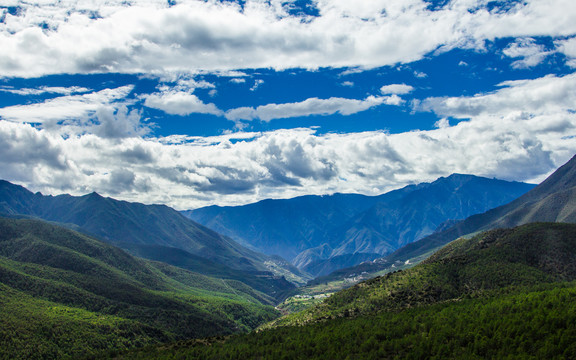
[93,105,150,139]
[2,72,575,209]
[1,0,575,77]
[556,36,576,67]
[143,90,222,116]
[416,73,576,118]
[2,109,573,210]
[503,37,552,68]
[434,118,450,129]
[1,1,576,210]
[380,84,414,95]
[225,95,402,122]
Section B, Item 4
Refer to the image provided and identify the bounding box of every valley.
[2,1,576,358]
[1,155,575,359]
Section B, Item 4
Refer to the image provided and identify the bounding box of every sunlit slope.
[277,222,576,325]
[0,217,279,359]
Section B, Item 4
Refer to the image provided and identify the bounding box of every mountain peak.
[86,191,103,198]
[386,153,576,267]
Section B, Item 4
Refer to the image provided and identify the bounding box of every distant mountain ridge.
[0,180,308,292]
[185,174,535,276]
[319,154,576,283]
[386,154,576,265]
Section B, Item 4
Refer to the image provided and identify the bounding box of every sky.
[1,0,576,210]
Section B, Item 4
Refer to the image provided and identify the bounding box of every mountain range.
[185,174,535,276]
[3,153,576,359]
[0,180,308,294]
[151,153,576,357]
[119,221,576,358]
[315,154,576,284]
[387,154,576,266]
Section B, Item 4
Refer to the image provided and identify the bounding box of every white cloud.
[250,79,265,92]
[417,73,576,118]
[503,37,552,69]
[0,86,133,124]
[434,118,450,129]
[1,0,576,77]
[93,105,150,139]
[1,1,576,210]
[143,90,222,116]
[225,95,401,122]
[380,83,414,95]
[0,86,91,96]
[2,110,573,210]
[2,72,575,209]
[556,36,576,67]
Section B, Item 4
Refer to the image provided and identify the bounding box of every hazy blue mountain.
[319,154,576,282]
[185,175,535,276]
[184,193,379,259]
[387,154,576,266]
[0,180,307,290]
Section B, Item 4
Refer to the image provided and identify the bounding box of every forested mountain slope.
[0,217,279,359]
[119,222,576,360]
[0,180,307,289]
[280,222,576,325]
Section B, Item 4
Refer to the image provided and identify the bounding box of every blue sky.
[1,0,576,209]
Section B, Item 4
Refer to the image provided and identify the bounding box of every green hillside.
[120,283,576,359]
[277,222,576,325]
[0,180,305,289]
[118,222,576,359]
[0,218,279,359]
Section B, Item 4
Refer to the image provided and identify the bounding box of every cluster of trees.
[120,283,576,359]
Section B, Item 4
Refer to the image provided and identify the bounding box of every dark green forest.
[0,218,279,359]
[119,283,576,359]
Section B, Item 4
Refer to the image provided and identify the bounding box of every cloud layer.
[1,0,576,77]
[1,0,576,210]
[1,73,574,209]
